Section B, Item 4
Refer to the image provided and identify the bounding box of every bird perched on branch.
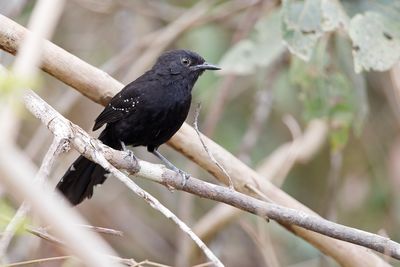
[57,49,220,205]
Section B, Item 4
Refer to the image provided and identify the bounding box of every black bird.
[57,49,220,205]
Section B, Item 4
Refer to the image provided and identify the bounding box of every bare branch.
[193,103,233,189]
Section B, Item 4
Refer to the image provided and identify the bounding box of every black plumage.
[57,49,220,205]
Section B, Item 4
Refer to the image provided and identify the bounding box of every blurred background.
[1,0,400,266]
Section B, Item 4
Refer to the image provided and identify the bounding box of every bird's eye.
[181,57,191,66]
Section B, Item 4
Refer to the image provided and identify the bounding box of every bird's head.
[153,49,220,77]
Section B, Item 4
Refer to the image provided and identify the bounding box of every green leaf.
[282,0,349,61]
[282,0,323,61]
[349,12,400,72]
[219,10,285,75]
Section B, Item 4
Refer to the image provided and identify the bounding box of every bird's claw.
[120,141,137,163]
[125,150,137,162]
[178,169,190,187]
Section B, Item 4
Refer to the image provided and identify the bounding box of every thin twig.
[4,255,72,267]
[77,224,124,237]
[25,227,136,266]
[4,255,137,267]
[131,259,172,267]
[192,262,214,267]
[193,103,234,189]
[26,224,123,246]
[26,226,65,246]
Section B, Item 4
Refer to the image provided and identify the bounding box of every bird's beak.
[193,62,221,71]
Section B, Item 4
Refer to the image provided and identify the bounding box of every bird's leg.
[120,141,137,163]
[151,149,190,186]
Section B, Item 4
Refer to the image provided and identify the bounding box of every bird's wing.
[93,84,142,131]
[93,70,160,131]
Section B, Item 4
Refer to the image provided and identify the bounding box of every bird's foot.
[125,149,137,162]
[177,169,190,187]
[120,141,137,164]
[150,149,190,187]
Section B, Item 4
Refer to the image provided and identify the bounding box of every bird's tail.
[56,128,121,205]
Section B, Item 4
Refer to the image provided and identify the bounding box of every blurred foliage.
[219,0,399,151]
[0,72,40,97]
[289,41,357,150]
[219,10,285,75]
[0,201,16,231]
[0,201,27,236]
[281,0,347,61]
